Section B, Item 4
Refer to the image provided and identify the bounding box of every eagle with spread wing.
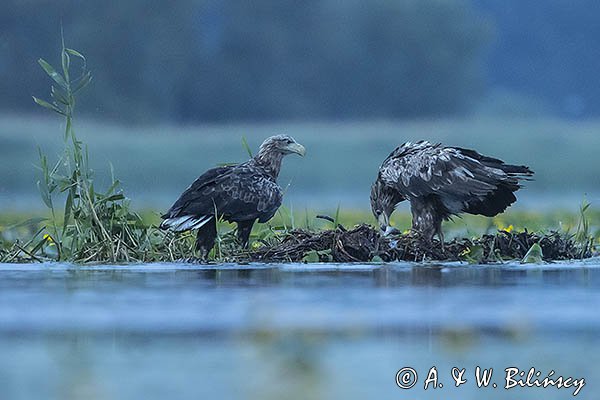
[160,135,305,257]
[370,141,533,242]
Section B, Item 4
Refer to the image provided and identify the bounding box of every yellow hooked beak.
[285,142,306,156]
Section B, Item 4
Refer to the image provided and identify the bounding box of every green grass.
[3,206,598,238]
[138,206,600,239]
[0,43,193,264]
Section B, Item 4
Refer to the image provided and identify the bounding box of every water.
[1,261,599,400]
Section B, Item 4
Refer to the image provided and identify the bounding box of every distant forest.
[1,0,599,122]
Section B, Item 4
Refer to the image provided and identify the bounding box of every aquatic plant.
[522,242,544,264]
[32,41,138,261]
[26,40,201,263]
[574,199,594,258]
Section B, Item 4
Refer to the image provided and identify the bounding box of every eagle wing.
[161,164,283,231]
[380,141,533,215]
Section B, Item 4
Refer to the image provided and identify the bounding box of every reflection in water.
[245,331,324,400]
[410,265,444,287]
[54,335,108,400]
[178,264,598,289]
[0,262,599,399]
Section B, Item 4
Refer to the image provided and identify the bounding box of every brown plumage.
[371,141,533,241]
[160,135,305,257]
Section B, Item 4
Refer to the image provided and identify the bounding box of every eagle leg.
[410,195,446,244]
[195,218,217,259]
[236,220,255,248]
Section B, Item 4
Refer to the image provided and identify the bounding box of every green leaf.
[65,116,72,140]
[317,249,333,262]
[51,86,70,105]
[522,243,544,264]
[38,58,68,89]
[38,147,47,170]
[105,177,121,196]
[334,203,341,227]
[65,48,86,62]
[61,49,70,81]
[63,190,73,234]
[99,194,126,204]
[371,255,384,263]
[462,244,484,264]
[32,96,65,116]
[37,180,53,209]
[73,71,92,94]
[302,250,320,263]
[241,136,253,158]
[109,162,116,184]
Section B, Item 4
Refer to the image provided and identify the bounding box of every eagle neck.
[252,150,284,179]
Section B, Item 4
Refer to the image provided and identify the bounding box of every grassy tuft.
[4,42,197,263]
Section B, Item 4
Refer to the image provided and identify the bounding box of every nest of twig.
[245,224,591,263]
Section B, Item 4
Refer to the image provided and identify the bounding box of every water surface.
[1,261,598,399]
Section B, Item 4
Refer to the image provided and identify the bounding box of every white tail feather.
[160,215,213,231]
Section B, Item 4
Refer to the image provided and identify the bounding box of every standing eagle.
[160,135,305,257]
[370,141,533,242]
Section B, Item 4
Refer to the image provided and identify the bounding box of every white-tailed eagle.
[371,141,533,242]
[160,135,305,257]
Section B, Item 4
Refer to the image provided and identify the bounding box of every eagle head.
[370,178,404,235]
[259,135,306,157]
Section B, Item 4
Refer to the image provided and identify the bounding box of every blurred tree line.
[475,0,600,118]
[0,0,489,122]
[3,0,599,122]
